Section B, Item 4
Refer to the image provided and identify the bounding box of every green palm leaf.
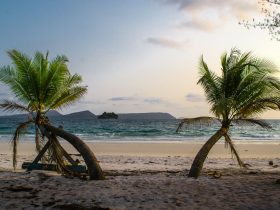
[179,48,280,178]
[176,117,220,132]
[0,50,88,170]
[11,120,33,169]
[0,100,30,113]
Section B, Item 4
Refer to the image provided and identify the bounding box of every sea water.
[0,118,280,143]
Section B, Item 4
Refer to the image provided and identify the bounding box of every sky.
[0,0,280,118]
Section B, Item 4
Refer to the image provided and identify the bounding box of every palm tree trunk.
[35,126,41,153]
[188,127,228,178]
[43,124,105,180]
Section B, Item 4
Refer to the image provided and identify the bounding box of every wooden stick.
[32,139,52,163]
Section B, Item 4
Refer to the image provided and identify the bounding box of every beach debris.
[207,171,222,179]
[269,161,279,168]
[248,170,259,174]
[243,163,252,167]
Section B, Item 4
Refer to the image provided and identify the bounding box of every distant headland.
[0,110,177,120]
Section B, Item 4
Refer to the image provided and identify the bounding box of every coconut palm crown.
[177,48,280,178]
[0,49,87,169]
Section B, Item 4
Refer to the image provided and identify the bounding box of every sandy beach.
[1,140,280,157]
[2,0,280,209]
[0,141,280,210]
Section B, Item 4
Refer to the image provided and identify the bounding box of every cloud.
[178,19,217,31]
[160,0,257,17]
[144,97,163,104]
[157,0,258,31]
[109,97,136,101]
[79,100,105,105]
[146,37,183,49]
[185,93,205,102]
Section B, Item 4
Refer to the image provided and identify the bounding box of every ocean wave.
[0,119,280,142]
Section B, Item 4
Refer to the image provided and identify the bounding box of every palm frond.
[0,100,30,113]
[237,97,280,119]
[198,57,222,104]
[48,135,73,175]
[176,116,220,132]
[11,120,33,169]
[0,65,34,104]
[35,126,43,153]
[7,50,31,73]
[49,86,87,110]
[0,65,15,83]
[224,134,246,168]
[6,50,40,102]
[1,50,89,171]
[1,50,87,115]
[67,74,83,86]
[198,56,227,118]
[198,48,280,121]
[233,118,272,129]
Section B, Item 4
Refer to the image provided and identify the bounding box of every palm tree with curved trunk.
[177,48,280,178]
[0,50,104,180]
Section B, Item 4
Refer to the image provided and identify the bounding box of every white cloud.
[185,93,205,102]
[79,100,105,105]
[109,97,136,101]
[178,18,217,31]
[160,0,257,17]
[144,97,164,104]
[146,37,183,49]
[158,0,259,31]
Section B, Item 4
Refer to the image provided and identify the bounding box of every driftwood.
[22,124,105,180]
[22,162,87,173]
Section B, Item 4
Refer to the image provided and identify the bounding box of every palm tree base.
[43,124,105,180]
[188,128,227,178]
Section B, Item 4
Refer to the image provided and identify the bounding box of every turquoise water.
[0,118,280,142]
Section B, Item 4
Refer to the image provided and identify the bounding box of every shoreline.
[2,137,280,144]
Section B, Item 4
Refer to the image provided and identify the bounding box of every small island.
[98,112,118,119]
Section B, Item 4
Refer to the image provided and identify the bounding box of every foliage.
[197,48,280,124]
[241,0,280,40]
[0,50,87,169]
[177,48,280,177]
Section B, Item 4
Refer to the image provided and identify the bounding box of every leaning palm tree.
[0,50,104,180]
[177,48,280,178]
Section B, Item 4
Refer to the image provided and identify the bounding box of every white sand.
[1,141,280,157]
[0,141,280,209]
